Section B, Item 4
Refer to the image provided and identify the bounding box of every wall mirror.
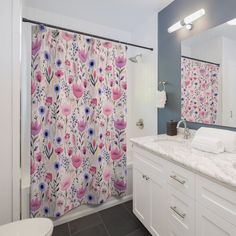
[181,18,236,128]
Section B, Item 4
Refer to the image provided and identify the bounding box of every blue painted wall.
[158,0,236,133]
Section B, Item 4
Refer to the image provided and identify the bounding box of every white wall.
[0,0,21,225]
[130,13,158,140]
[222,37,236,126]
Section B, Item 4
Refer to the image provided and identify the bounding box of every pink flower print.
[105,65,112,72]
[89,166,97,175]
[47,66,52,76]
[114,180,127,191]
[185,80,190,87]
[76,187,86,199]
[103,169,111,182]
[68,148,73,156]
[64,133,70,140]
[61,176,71,191]
[111,148,122,160]
[62,31,73,41]
[114,119,127,130]
[112,87,122,100]
[115,56,127,68]
[35,152,43,162]
[65,59,71,66]
[47,142,52,150]
[93,70,96,79]
[32,38,41,56]
[77,120,86,133]
[78,50,88,63]
[103,42,113,49]
[91,98,97,106]
[82,146,87,155]
[31,121,41,136]
[99,76,104,83]
[72,154,83,169]
[35,71,42,82]
[31,198,41,212]
[68,76,73,84]
[31,82,36,95]
[55,69,64,78]
[45,172,53,183]
[72,83,84,99]
[30,161,36,175]
[61,104,71,117]
[57,44,64,53]
[103,103,113,116]
[46,96,53,105]
[99,143,104,149]
[109,79,114,87]
[55,146,63,155]
[121,81,127,90]
[121,144,127,152]
[83,79,88,88]
[92,139,96,148]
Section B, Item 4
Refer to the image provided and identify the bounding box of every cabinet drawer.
[167,186,195,236]
[196,175,236,227]
[133,152,165,182]
[167,161,195,199]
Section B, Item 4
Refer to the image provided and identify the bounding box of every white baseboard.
[53,194,133,226]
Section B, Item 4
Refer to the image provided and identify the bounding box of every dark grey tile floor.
[53,201,151,236]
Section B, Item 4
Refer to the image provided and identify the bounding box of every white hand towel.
[195,127,236,153]
[191,135,224,154]
[157,90,167,108]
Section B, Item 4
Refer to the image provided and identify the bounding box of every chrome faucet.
[176,119,190,139]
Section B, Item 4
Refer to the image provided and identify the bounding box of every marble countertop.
[130,134,236,190]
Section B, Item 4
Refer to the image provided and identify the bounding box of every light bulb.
[184,9,205,25]
[227,18,236,25]
[168,21,183,33]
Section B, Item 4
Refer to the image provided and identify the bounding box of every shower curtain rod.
[22,18,154,51]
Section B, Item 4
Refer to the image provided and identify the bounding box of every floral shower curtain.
[30,25,127,218]
[181,56,220,124]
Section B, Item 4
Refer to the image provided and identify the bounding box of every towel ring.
[159,81,166,91]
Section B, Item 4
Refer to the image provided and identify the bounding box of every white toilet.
[0,218,53,236]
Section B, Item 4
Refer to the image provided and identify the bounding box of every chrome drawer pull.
[142,174,150,181]
[170,175,186,185]
[170,206,186,219]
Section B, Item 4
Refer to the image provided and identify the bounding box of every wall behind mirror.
[181,19,236,128]
[158,0,236,134]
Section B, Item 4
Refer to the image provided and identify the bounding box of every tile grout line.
[67,222,72,236]
[97,212,112,236]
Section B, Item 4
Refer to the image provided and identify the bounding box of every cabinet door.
[149,177,167,236]
[133,167,150,225]
[196,204,236,236]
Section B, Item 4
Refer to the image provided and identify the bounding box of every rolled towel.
[191,135,224,154]
[195,127,236,153]
[157,90,167,108]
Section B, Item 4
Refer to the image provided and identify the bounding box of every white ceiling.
[23,0,174,31]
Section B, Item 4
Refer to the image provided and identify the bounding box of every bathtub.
[21,162,133,226]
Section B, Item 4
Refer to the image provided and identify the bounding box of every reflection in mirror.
[181,19,236,128]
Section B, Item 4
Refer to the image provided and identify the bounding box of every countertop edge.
[130,139,236,192]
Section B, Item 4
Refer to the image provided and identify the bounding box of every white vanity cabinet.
[133,147,168,236]
[132,145,236,236]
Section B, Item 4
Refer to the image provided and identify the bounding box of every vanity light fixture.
[168,9,205,33]
[227,18,236,25]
